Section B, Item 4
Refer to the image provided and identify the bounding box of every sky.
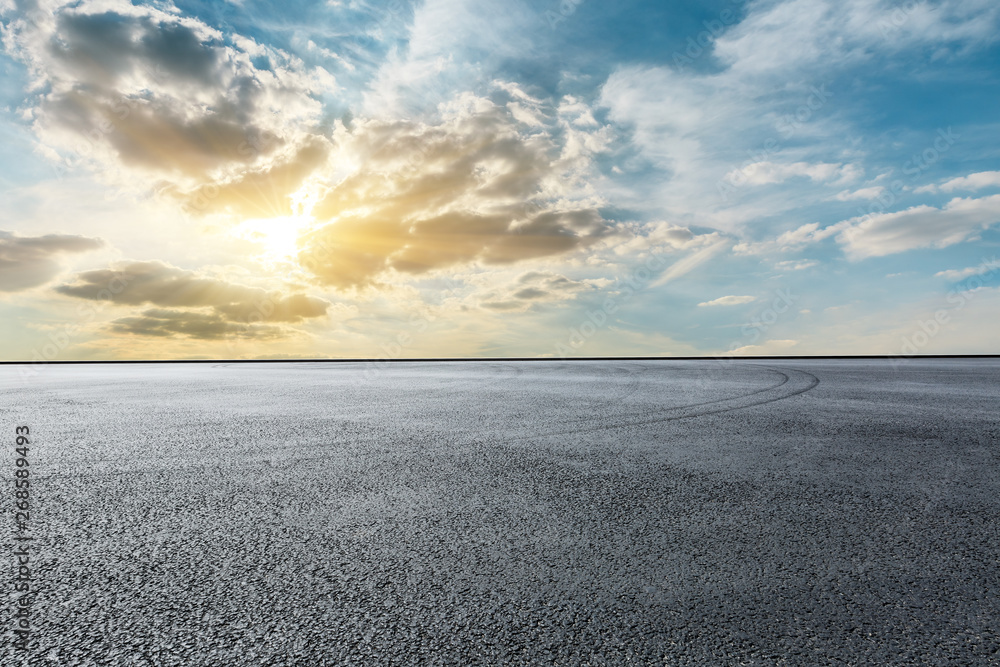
[1,0,999,361]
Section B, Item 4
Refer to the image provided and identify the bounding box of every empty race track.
[2,359,998,665]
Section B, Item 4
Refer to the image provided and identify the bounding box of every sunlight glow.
[232,215,313,261]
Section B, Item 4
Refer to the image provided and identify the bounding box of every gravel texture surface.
[2,359,999,665]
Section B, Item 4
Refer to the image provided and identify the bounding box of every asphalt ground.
[2,359,999,665]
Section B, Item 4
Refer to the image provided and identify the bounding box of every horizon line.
[1,354,998,366]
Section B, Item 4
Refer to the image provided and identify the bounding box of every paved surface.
[2,359,999,665]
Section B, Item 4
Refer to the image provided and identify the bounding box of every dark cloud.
[164,137,330,217]
[0,231,103,292]
[9,1,330,208]
[298,108,610,288]
[214,293,329,323]
[479,271,597,311]
[109,308,287,340]
[56,260,329,322]
[511,288,550,300]
[70,97,264,177]
[39,88,277,185]
[55,260,330,339]
[48,11,222,89]
[31,8,269,178]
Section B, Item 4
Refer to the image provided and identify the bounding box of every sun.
[232,215,313,261]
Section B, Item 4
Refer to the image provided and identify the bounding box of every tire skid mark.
[556,363,645,414]
[558,364,788,427]
[513,365,820,441]
[36,364,821,477]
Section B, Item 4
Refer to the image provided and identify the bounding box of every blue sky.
[1,0,998,361]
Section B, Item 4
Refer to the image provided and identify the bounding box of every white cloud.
[603,221,721,257]
[838,194,1000,258]
[733,221,847,255]
[361,0,539,117]
[737,191,1000,259]
[729,339,798,355]
[558,96,600,128]
[598,0,999,235]
[598,56,856,236]
[832,186,885,201]
[649,240,732,288]
[935,257,1000,281]
[727,161,854,187]
[775,259,818,271]
[715,0,1000,77]
[939,170,1000,192]
[507,102,546,127]
[698,295,756,307]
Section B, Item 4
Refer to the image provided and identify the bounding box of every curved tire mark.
[516,365,820,440]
